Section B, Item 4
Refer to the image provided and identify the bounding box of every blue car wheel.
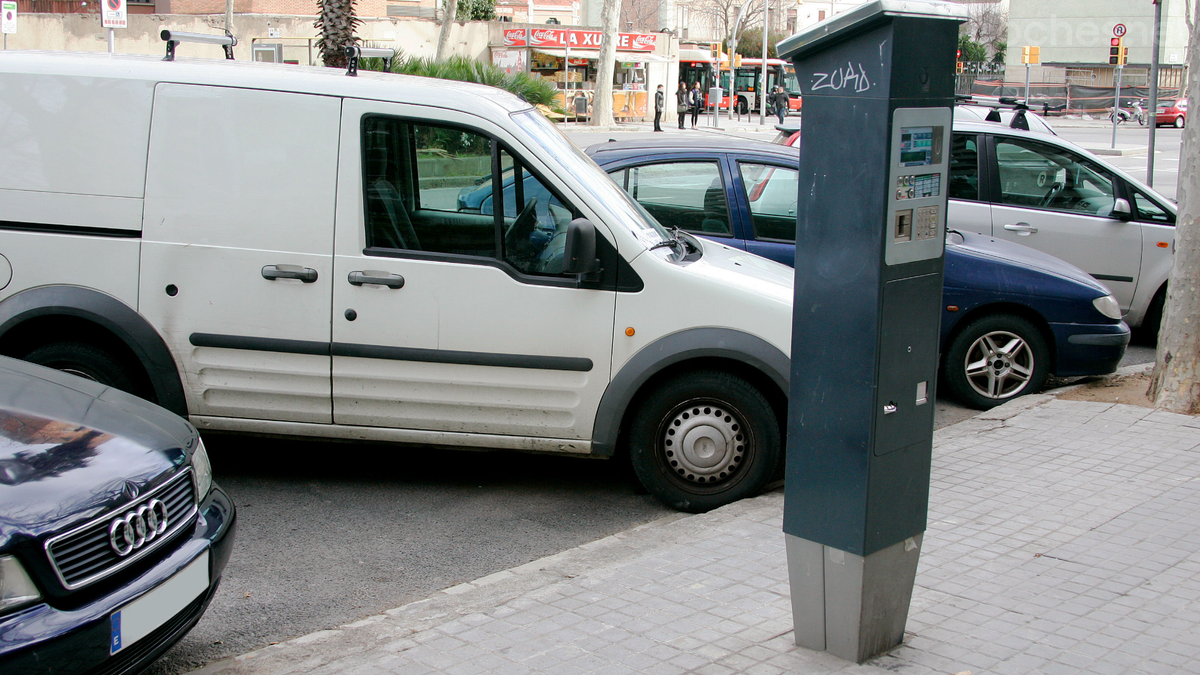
[944,314,1050,409]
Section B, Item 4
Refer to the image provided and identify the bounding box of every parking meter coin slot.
[894,210,913,242]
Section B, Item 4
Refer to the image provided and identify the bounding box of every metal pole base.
[786,533,923,663]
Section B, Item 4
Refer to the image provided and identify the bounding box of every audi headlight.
[191,437,212,500]
[1093,294,1123,320]
[0,555,41,615]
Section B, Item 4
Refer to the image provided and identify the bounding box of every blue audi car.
[0,356,235,674]
[583,138,1129,409]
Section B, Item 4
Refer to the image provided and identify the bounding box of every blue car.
[0,356,235,674]
[585,138,1129,409]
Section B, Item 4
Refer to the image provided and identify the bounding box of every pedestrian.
[654,84,665,132]
[774,86,789,125]
[676,81,689,129]
[690,82,702,129]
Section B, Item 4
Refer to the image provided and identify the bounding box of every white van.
[0,50,794,512]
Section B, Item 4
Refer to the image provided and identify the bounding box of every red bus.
[678,58,802,115]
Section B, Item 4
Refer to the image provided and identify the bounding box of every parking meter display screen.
[899,126,935,167]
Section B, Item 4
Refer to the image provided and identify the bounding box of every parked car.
[0,50,795,513]
[1155,98,1187,128]
[585,139,1129,409]
[774,120,1175,334]
[0,356,235,674]
[948,120,1176,334]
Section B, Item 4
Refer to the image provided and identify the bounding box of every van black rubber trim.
[1090,274,1135,283]
[0,221,141,238]
[188,333,593,371]
[331,343,593,371]
[189,333,330,356]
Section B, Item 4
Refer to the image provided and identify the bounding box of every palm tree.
[315,0,361,68]
[361,53,563,110]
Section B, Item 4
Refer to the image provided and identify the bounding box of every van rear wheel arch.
[0,286,187,416]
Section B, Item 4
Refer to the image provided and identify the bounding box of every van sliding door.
[139,84,338,424]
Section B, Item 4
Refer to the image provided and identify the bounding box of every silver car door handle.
[348,271,405,289]
[262,265,318,283]
[1003,223,1038,235]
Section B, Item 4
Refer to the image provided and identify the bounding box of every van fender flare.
[0,286,188,417]
[590,328,790,457]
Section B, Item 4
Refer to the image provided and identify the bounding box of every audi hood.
[0,356,196,546]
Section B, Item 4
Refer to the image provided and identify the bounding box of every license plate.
[110,551,209,655]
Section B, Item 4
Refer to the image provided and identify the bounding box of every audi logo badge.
[108,499,169,557]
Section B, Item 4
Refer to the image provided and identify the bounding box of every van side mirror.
[1112,198,1133,221]
[562,218,601,279]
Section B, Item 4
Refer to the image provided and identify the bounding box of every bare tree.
[591,0,620,126]
[621,0,659,33]
[683,0,763,44]
[1148,0,1200,414]
[957,0,1006,58]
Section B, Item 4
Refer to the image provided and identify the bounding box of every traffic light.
[1022,45,1040,65]
[956,61,964,74]
[1110,37,1127,65]
[734,53,742,68]
[711,42,721,60]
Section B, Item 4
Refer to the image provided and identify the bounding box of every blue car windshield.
[511,109,673,251]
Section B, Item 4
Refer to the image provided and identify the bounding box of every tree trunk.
[315,0,360,69]
[590,0,620,127]
[1148,1,1200,414]
[436,0,458,61]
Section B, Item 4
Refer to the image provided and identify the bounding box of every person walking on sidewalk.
[654,84,665,132]
[690,82,703,128]
[773,86,789,124]
[676,81,689,129]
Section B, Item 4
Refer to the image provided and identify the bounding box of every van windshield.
[511,109,673,252]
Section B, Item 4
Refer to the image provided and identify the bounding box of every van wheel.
[944,314,1049,410]
[629,371,779,513]
[23,341,144,397]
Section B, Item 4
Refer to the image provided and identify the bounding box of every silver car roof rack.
[345,46,396,76]
[161,30,237,61]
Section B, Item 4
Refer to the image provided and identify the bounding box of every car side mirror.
[562,218,601,280]
[1112,197,1133,221]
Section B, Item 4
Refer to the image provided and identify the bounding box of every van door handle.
[348,271,405,289]
[262,265,318,283]
[1003,223,1038,235]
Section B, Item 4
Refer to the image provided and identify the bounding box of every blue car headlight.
[0,555,41,615]
[1093,294,1122,321]
[191,437,213,501]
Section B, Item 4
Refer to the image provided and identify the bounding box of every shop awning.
[533,49,671,63]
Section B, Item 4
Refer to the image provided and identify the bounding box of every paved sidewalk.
[192,396,1200,675]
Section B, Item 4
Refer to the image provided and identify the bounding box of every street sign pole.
[1024,62,1030,101]
[1112,65,1122,149]
[1148,0,1163,186]
[1,0,16,49]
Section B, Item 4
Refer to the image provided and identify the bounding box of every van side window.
[361,117,574,276]
[948,133,980,201]
[1131,190,1175,225]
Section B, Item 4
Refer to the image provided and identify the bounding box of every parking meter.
[777,0,966,663]
[708,86,723,128]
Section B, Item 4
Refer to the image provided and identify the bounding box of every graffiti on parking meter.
[810,62,872,93]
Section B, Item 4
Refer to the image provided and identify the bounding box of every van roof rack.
[161,30,237,61]
[955,94,1037,132]
[345,46,396,76]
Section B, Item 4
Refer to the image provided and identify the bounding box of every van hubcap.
[662,403,745,484]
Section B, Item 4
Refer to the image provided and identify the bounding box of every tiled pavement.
[193,396,1200,675]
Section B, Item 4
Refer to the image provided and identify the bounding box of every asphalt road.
[148,116,1168,675]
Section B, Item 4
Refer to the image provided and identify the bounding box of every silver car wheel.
[963,330,1035,400]
[662,401,745,484]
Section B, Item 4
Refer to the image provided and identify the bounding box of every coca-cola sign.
[502,28,658,53]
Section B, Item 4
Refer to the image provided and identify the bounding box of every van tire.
[23,341,144,398]
[628,371,779,513]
